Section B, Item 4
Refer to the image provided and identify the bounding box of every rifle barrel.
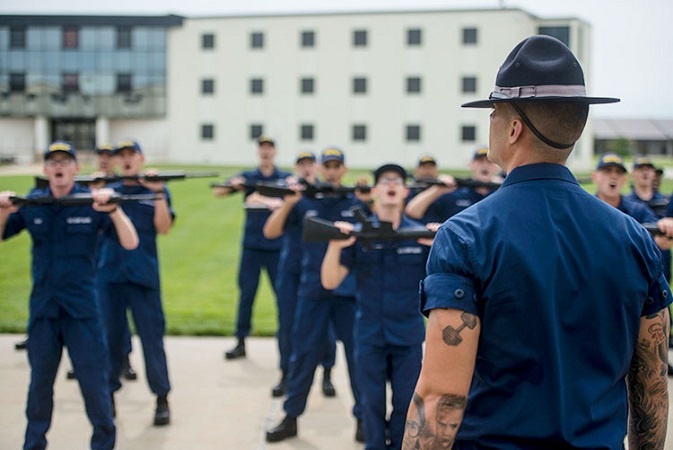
[9,193,162,207]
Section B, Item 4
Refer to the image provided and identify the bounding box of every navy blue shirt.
[286,194,361,299]
[626,190,668,218]
[3,184,113,321]
[425,186,493,224]
[615,195,658,224]
[98,183,175,290]
[340,214,428,347]
[422,163,671,449]
[238,167,291,250]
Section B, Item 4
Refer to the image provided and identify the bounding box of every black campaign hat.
[462,35,620,109]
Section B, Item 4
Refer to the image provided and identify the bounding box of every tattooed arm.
[403,308,480,449]
[627,308,670,450]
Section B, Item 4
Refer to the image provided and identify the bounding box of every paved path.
[0,334,363,450]
[2,333,673,449]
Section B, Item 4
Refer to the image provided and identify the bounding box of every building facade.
[1,9,595,170]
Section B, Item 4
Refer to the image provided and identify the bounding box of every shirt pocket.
[65,222,96,256]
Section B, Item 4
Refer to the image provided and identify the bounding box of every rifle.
[254,179,371,198]
[647,199,669,217]
[302,208,435,243]
[9,193,162,207]
[642,223,672,238]
[35,171,220,187]
[410,177,501,191]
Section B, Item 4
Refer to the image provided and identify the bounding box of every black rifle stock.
[36,171,219,187]
[9,193,162,207]
[410,177,501,191]
[302,208,435,243]
[255,180,371,198]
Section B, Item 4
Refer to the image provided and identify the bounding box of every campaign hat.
[462,35,620,109]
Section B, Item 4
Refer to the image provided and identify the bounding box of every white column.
[96,117,110,146]
[34,116,49,162]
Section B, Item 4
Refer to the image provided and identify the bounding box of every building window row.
[7,25,150,50]
[199,123,478,144]
[196,75,478,95]
[200,27,479,50]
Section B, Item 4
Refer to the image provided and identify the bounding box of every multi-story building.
[0,9,596,170]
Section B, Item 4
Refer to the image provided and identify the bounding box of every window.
[353,77,367,94]
[462,125,477,142]
[300,124,314,141]
[250,78,264,95]
[9,26,26,49]
[251,32,264,49]
[202,33,215,49]
[201,124,214,140]
[462,27,478,45]
[462,76,477,93]
[202,79,215,95]
[301,30,315,48]
[353,29,368,47]
[62,73,79,93]
[9,73,26,92]
[250,124,263,140]
[538,26,571,47]
[116,74,132,93]
[300,78,314,94]
[406,125,421,142]
[352,124,367,142]
[407,28,422,46]
[117,26,132,49]
[63,26,79,49]
[407,77,422,94]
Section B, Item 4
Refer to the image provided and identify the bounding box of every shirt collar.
[501,163,579,188]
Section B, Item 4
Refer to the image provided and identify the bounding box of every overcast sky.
[2,0,671,119]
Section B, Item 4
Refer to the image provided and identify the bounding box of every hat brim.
[462,96,621,108]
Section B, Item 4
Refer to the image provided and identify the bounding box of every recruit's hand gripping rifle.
[302,208,436,243]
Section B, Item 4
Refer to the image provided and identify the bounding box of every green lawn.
[1,163,672,336]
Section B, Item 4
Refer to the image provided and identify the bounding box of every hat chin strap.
[509,102,575,150]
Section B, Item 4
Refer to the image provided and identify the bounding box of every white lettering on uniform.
[33,218,43,225]
[66,216,92,224]
[397,246,423,255]
[306,209,319,217]
[456,199,472,207]
[341,209,355,218]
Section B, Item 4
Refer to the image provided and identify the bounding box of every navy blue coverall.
[234,167,290,339]
[3,184,116,450]
[340,214,429,449]
[98,183,174,397]
[283,195,362,420]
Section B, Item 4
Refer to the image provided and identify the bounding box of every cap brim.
[462,96,621,108]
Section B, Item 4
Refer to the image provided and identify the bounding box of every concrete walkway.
[0,334,363,450]
[2,333,673,449]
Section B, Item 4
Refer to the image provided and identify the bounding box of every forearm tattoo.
[441,312,477,346]
[627,311,669,449]
[403,392,467,449]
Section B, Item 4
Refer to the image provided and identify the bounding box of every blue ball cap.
[373,163,407,184]
[632,156,655,170]
[295,151,316,164]
[596,153,627,173]
[321,147,345,164]
[473,146,489,160]
[115,139,142,154]
[95,144,116,155]
[44,141,77,161]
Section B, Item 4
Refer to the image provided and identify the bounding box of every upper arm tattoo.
[403,392,467,449]
[442,312,478,346]
[627,310,669,449]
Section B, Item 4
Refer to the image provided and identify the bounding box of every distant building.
[593,118,673,156]
[1,9,599,170]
